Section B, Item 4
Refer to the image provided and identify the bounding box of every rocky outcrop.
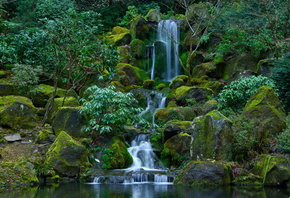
[31,84,77,107]
[174,160,232,185]
[106,26,131,46]
[116,63,149,86]
[191,110,233,161]
[163,120,192,141]
[154,107,198,126]
[100,136,133,169]
[0,95,38,129]
[242,86,286,136]
[52,107,86,138]
[161,133,191,168]
[174,86,214,106]
[44,131,91,177]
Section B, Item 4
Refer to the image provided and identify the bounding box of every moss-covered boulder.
[174,160,232,185]
[145,9,161,22]
[0,95,38,129]
[191,110,233,161]
[47,96,80,123]
[31,84,77,107]
[202,99,218,115]
[242,86,286,136]
[143,79,154,89]
[154,107,197,126]
[174,86,214,106]
[130,39,146,59]
[223,54,259,81]
[169,75,188,89]
[101,136,133,169]
[116,63,149,86]
[44,131,91,177]
[118,45,131,63]
[0,161,39,186]
[252,155,290,186]
[52,107,86,138]
[35,129,55,144]
[164,120,192,141]
[192,61,224,79]
[161,133,191,168]
[191,77,224,95]
[106,26,131,46]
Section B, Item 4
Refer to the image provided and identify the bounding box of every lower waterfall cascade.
[91,134,174,184]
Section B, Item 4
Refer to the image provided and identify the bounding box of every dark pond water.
[0,183,290,198]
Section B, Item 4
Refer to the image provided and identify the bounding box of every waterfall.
[151,20,180,81]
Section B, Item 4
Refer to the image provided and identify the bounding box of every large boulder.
[163,120,192,141]
[192,61,224,79]
[0,95,38,129]
[174,86,214,106]
[145,9,161,22]
[252,155,290,186]
[191,110,233,161]
[44,131,91,177]
[242,86,286,136]
[161,133,191,168]
[174,160,232,185]
[116,63,149,86]
[52,107,86,138]
[154,107,198,126]
[0,161,39,186]
[130,16,151,40]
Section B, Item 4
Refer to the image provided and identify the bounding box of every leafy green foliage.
[80,85,143,135]
[217,75,277,115]
[230,115,257,162]
[272,54,290,112]
[277,116,290,153]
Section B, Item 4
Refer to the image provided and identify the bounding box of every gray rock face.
[163,120,192,141]
[4,133,21,142]
[191,110,233,161]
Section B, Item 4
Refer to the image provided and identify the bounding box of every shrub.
[80,85,143,136]
[277,116,290,153]
[217,75,277,115]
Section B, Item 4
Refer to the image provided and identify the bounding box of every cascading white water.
[126,134,158,171]
[151,20,180,81]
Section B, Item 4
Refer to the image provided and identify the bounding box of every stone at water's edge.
[44,131,91,177]
[4,133,21,142]
[191,110,233,161]
[252,155,290,186]
[174,160,232,185]
[0,161,39,186]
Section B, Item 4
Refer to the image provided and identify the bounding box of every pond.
[0,183,289,198]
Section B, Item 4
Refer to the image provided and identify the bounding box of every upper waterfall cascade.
[151,20,180,81]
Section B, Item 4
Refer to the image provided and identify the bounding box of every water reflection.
[0,183,289,198]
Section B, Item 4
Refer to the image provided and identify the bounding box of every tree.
[80,85,143,137]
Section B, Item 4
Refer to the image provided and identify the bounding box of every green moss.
[106,27,131,46]
[0,161,39,187]
[112,26,130,34]
[0,95,38,129]
[156,83,166,90]
[116,63,149,85]
[174,86,193,101]
[54,97,80,107]
[45,131,91,177]
[161,133,191,168]
[101,136,133,169]
[130,39,146,58]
